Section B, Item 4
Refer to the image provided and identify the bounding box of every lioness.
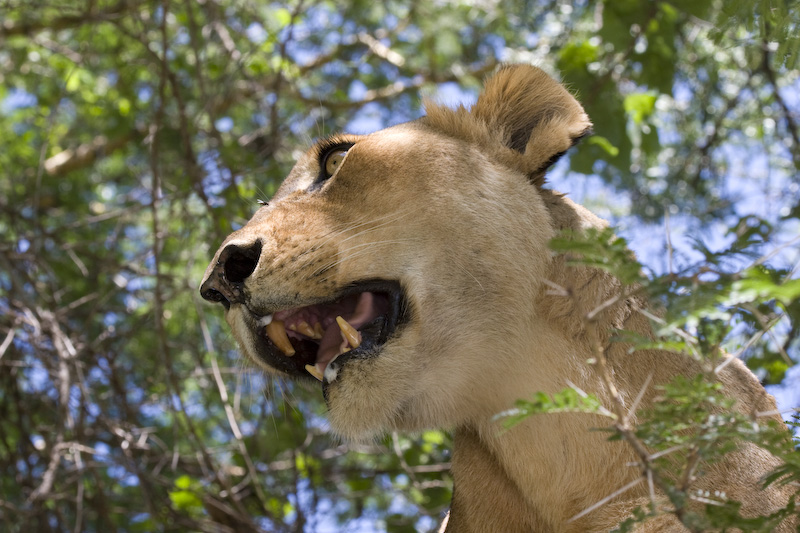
[200,65,794,531]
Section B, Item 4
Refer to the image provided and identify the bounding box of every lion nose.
[200,241,262,307]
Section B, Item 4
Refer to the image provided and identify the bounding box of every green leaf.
[496,388,608,429]
[587,135,620,157]
[722,267,800,307]
[422,430,445,446]
[623,92,657,124]
[174,475,193,490]
[168,489,203,512]
[558,41,599,71]
[550,227,645,287]
[273,8,291,28]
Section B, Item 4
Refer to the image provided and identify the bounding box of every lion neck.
[444,189,653,532]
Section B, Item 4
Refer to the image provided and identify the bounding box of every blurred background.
[0,1,798,532]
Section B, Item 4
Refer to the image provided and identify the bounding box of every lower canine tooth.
[305,364,323,381]
[336,316,361,349]
[265,320,295,356]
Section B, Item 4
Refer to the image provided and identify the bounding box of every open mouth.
[248,280,408,387]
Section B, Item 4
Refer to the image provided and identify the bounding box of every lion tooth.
[313,322,324,338]
[336,316,361,349]
[265,320,295,356]
[305,364,323,381]
[296,321,321,340]
[257,314,273,327]
[335,343,352,357]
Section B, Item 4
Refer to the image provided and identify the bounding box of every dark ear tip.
[532,126,592,178]
[572,127,593,147]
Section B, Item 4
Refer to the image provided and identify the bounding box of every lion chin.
[200,65,795,532]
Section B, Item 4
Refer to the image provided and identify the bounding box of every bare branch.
[569,477,643,523]
[44,131,138,176]
[356,33,406,67]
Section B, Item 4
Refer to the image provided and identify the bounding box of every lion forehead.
[349,123,483,182]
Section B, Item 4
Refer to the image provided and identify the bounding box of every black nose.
[200,240,262,307]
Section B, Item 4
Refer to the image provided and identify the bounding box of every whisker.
[336,209,416,245]
[303,212,374,252]
[450,258,485,293]
[294,209,420,272]
[314,208,417,250]
[311,239,420,276]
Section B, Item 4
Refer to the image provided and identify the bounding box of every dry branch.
[44,131,139,176]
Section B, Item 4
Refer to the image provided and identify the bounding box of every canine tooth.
[305,364,323,382]
[257,314,273,327]
[265,320,295,356]
[296,321,321,339]
[336,316,361,349]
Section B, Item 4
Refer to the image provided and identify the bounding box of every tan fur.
[201,65,795,531]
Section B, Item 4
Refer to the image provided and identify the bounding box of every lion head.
[200,65,591,441]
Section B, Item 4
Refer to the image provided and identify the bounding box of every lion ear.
[425,65,592,184]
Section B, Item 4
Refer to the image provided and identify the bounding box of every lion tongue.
[315,292,376,369]
[316,324,346,368]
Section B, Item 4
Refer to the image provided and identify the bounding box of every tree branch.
[44,131,139,176]
[0,1,130,38]
[293,60,499,111]
[761,41,800,168]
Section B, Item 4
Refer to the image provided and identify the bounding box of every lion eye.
[323,149,348,178]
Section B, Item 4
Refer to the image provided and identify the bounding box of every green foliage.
[516,224,800,530]
[498,388,608,429]
[550,227,645,287]
[712,0,800,69]
[168,476,203,515]
[765,414,800,488]
[623,92,658,125]
[630,376,786,482]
